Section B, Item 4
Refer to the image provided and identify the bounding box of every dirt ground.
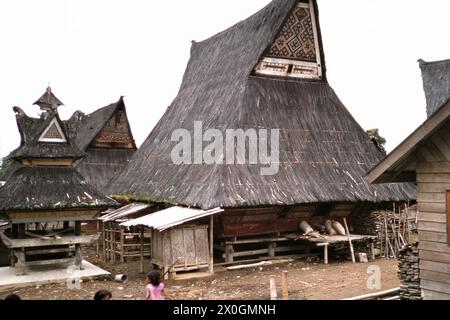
[0,247,400,300]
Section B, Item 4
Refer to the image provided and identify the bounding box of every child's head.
[147,270,161,286]
[4,294,21,301]
[94,290,112,300]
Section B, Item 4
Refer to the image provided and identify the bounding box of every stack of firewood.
[398,242,421,300]
[352,206,418,258]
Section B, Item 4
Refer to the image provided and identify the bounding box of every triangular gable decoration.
[255,0,322,79]
[38,118,67,143]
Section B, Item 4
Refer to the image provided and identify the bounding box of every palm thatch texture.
[0,88,117,212]
[73,97,137,193]
[419,59,450,118]
[1,97,137,194]
[108,0,415,210]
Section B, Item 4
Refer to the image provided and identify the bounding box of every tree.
[367,128,387,155]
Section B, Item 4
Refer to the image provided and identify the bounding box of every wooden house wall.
[151,225,209,271]
[217,202,393,239]
[416,122,450,300]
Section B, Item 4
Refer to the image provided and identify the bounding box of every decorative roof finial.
[33,84,64,112]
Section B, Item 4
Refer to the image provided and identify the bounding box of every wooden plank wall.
[416,122,450,300]
[219,203,388,238]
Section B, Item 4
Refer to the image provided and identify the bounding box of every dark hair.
[147,271,161,286]
[94,290,112,300]
[4,294,21,301]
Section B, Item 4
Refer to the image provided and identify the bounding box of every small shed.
[98,203,153,271]
[121,207,223,277]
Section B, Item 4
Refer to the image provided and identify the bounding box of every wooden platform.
[0,260,110,291]
[216,234,376,264]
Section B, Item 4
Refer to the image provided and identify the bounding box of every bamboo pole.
[96,220,100,258]
[342,287,400,300]
[270,276,277,300]
[391,223,400,254]
[384,215,390,259]
[120,227,125,263]
[140,227,144,274]
[343,218,355,263]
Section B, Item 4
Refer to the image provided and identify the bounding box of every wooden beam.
[343,218,355,263]
[0,232,99,249]
[368,100,450,184]
[6,209,100,224]
[209,215,214,274]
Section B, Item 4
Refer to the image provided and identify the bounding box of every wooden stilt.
[75,221,83,270]
[343,218,355,263]
[120,227,125,263]
[75,244,83,270]
[111,227,116,263]
[102,222,106,261]
[18,224,26,239]
[268,242,275,257]
[209,215,214,274]
[15,249,26,276]
[371,241,376,261]
[225,244,234,263]
[96,220,100,258]
[316,243,329,264]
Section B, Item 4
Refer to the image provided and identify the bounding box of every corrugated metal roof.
[0,219,10,230]
[120,207,223,232]
[99,202,151,222]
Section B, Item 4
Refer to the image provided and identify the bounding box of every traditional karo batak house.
[0,96,137,194]
[109,0,415,262]
[0,87,117,273]
[368,59,450,300]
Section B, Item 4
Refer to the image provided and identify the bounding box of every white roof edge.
[99,202,151,222]
[120,207,224,231]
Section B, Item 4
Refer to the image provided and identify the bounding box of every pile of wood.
[352,205,418,258]
[398,242,421,300]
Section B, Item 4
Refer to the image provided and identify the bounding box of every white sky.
[0,0,449,158]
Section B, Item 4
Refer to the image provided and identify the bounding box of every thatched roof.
[0,166,116,211]
[74,97,136,151]
[419,59,450,118]
[369,58,450,184]
[75,148,135,193]
[1,97,137,194]
[108,0,415,209]
[73,97,137,192]
[9,108,85,160]
[33,86,64,111]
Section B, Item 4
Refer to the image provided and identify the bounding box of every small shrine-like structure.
[0,87,117,274]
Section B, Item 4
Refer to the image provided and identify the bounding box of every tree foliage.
[367,128,387,155]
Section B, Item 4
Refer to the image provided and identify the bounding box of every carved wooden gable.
[255,0,322,80]
[93,108,134,149]
[38,117,67,143]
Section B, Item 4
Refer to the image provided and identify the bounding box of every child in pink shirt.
[145,271,165,300]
